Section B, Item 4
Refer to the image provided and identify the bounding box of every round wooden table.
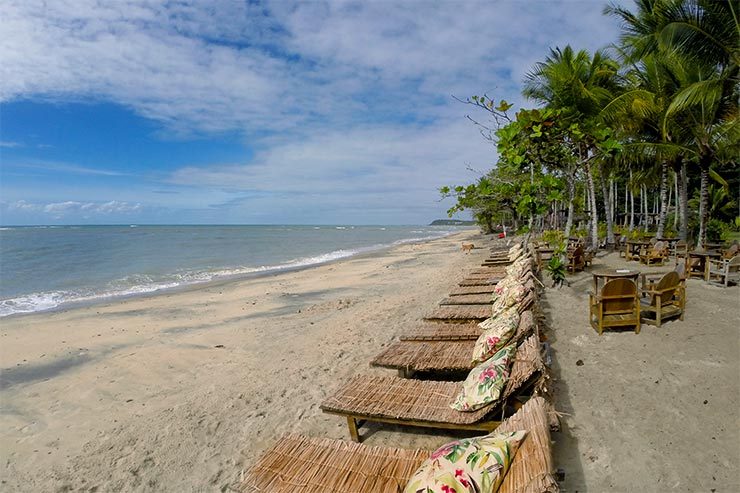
[592,268,641,293]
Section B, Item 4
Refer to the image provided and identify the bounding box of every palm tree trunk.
[585,162,599,249]
[624,181,629,227]
[673,171,679,229]
[679,159,688,241]
[656,160,668,238]
[600,166,614,245]
[642,185,649,233]
[629,171,635,232]
[564,172,575,238]
[697,165,710,249]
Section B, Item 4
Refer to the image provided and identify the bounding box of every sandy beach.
[2,232,739,492]
[1,231,484,491]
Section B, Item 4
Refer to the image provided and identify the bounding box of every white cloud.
[8,200,141,216]
[0,0,628,136]
[0,0,632,223]
[0,141,23,148]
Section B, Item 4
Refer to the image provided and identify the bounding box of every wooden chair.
[618,236,628,258]
[721,243,739,260]
[640,271,685,326]
[583,247,596,267]
[589,278,641,335]
[567,245,585,273]
[707,255,740,287]
[639,240,668,265]
[674,240,689,265]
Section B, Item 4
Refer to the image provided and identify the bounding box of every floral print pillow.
[451,343,517,412]
[491,283,527,318]
[491,277,515,303]
[403,430,528,493]
[473,308,520,365]
[506,258,531,279]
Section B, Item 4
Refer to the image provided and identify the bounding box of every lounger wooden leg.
[347,416,360,442]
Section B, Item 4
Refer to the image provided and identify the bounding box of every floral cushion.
[473,308,520,365]
[451,343,517,412]
[491,283,527,318]
[506,258,531,279]
[403,430,528,493]
[491,275,523,303]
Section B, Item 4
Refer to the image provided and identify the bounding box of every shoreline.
[1,228,474,320]
[1,229,490,491]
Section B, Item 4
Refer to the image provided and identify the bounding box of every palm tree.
[523,46,623,248]
[606,0,739,247]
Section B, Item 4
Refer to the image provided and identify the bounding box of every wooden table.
[592,268,641,293]
[688,250,721,281]
[625,240,650,261]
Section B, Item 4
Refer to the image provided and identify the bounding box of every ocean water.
[0,225,462,317]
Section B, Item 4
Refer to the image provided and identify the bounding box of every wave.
[0,230,456,317]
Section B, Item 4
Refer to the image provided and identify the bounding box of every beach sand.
[545,251,740,492]
[1,231,486,491]
[2,234,738,492]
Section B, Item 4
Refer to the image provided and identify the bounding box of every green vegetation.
[442,0,738,249]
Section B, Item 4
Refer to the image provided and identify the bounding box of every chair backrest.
[723,243,739,259]
[652,241,666,254]
[601,278,637,314]
[651,271,680,306]
[674,261,687,280]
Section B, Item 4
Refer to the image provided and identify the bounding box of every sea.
[0,224,465,317]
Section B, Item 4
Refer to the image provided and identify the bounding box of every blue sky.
[1,0,627,225]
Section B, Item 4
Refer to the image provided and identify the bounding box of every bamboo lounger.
[373,310,537,374]
[438,293,494,305]
[241,396,559,493]
[400,321,482,341]
[448,284,498,296]
[322,334,548,441]
[424,304,494,321]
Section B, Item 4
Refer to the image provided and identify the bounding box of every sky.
[0,0,629,225]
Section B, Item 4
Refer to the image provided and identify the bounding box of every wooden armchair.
[640,271,685,326]
[707,255,740,287]
[583,247,597,267]
[674,240,688,264]
[589,278,641,335]
[567,245,586,273]
[639,240,668,265]
[721,243,739,260]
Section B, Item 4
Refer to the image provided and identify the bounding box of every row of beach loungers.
[240,239,560,492]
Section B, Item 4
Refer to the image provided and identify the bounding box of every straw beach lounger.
[449,284,498,296]
[322,334,548,440]
[424,304,493,321]
[373,310,537,375]
[400,322,482,341]
[242,396,559,493]
[459,277,501,286]
[438,293,493,305]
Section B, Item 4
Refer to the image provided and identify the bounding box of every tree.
[523,46,624,248]
[606,0,739,247]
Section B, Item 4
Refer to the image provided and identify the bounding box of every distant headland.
[428,219,477,226]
